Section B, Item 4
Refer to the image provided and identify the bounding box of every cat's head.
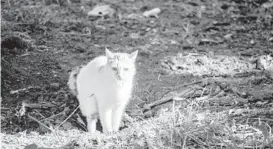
[105,49,138,81]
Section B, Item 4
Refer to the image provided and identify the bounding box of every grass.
[2,101,272,148]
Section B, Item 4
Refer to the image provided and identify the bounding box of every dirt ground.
[1,0,273,148]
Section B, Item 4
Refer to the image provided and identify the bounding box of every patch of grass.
[2,102,272,148]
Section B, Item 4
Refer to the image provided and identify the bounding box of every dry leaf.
[62,122,73,130]
[254,121,271,144]
[257,55,273,70]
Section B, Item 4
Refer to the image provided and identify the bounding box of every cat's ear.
[129,50,138,61]
[105,48,114,59]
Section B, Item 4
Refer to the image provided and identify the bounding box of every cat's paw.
[87,131,101,139]
[104,132,113,136]
[103,129,115,136]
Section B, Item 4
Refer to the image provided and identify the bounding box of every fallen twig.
[34,109,46,119]
[10,86,41,94]
[124,113,134,123]
[56,105,79,129]
[143,89,192,112]
[27,114,53,132]
[1,107,10,111]
[24,102,55,109]
[41,108,69,122]
[195,95,210,102]
[163,79,205,90]
[59,31,91,36]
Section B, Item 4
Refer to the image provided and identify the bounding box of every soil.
[1,0,273,138]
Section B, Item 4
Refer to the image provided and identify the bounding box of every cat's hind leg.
[77,94,98,133]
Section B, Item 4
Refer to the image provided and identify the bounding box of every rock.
[50,83,60,89]
[262,1,273,8]
[224,34,233,40]
[143,8,161,18]
[268,37,273,42]
[250,39,255,45]
[87,5,115,17]
[130,33,140,39]
[24,144,38,149]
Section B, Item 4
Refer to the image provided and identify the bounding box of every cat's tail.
[67,66,82,96]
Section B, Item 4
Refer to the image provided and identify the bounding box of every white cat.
[68,49,138,134]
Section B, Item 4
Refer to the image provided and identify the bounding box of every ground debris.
[160,53,255,76]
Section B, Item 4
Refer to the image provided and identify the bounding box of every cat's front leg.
[99,105,113,133]
[112,104,126,132]
[86,114,97,134]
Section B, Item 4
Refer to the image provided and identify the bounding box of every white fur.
[68,49,138,134]
[67,66,81,95]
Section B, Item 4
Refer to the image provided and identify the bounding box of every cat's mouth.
[114,74,123,80]
[116,75,122,80]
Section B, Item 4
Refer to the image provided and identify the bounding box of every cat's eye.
[124,68,129,71]
[112,67,118,71]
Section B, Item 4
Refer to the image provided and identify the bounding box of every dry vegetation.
[1,0,273,148]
